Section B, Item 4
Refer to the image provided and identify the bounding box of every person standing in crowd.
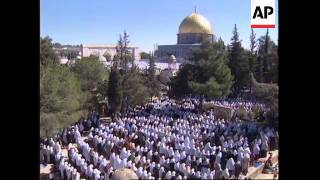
[234,161,242,179]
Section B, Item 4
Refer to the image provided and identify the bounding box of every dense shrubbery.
[171,39,233,99]
[40,37,107,138]
[40,62,89,137]
[71,55,108,91]
[250,73,278,128]
[107,31,160,117]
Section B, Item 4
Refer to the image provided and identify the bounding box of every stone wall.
[81,45,140,61]
[203,103,235,121]
[156,44,200,61]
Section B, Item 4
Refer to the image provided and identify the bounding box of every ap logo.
[251,0,275,28]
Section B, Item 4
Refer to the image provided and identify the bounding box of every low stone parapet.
[244,150,278,179]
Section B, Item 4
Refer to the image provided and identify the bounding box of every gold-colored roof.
[178,12,213,34]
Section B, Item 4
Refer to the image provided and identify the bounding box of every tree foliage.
[228,24,250,96]
[40,62,88,138]
[107,65,123,116]
[40,36,107,138]
[248,29,257,92]
[250,72,278,128]
[171,39,233,99]
[107,32,152,116]
[254,29,278,84]
[170,64,193,98]
[71,55,107,91]
[103,52,112,62]
[249,29,257,73]
[59,50,79,60]
[40,36,59,65]
[146,54,160,98]
[116,31,133,71]
[140,52,151,59]
[122,67,150,109]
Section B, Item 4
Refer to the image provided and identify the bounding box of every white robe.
[215,152,222,164]
[93,153,99,166]
[120,149,127,160]
[226,158,235,171]
[174,152,181,161]
[253,144,260,155]
[59,161,65,177]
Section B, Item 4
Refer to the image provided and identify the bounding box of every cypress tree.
[147,52,160,98]
[249,29,257,93]
[228,24,250,97]
[107,64,123,118]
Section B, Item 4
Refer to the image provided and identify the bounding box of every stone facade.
[156,44,201,62]
[81,44,140,61]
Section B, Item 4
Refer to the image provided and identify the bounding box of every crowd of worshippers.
[184,95,267,112]
[206,100,266,113]
[204,99,268,120]
[40,97,278,180]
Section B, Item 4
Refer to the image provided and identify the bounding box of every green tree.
[59,49,79,60]
[249,29,257,72]
[40,36,59,65]
[140,52,151,59]
[255,29,278,83]
[217,37,226,51]
[170,64,193,98]
[40,36,89,138]
[67,50,79,60]
[108,31,151,113]
[53,42,62,48]
[96,80,109,101]
[249,29,257,93]
[71,55,107,91]
[103,52,112,61]
[146,53,160,98]
[250,72,278,128]
[107,65,123,117]
[266,47,278,83]
[262,29,270,82]
[171,39,233,99]
[250,29,257,55]
[228,24,250,96]
[122,67,150,109]
[116,31,133,72]
[40,63,88,138]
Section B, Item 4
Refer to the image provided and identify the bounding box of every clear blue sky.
[41,0,278,52]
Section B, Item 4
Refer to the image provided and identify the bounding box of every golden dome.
[179,13,213,34]
[179,12,213,34]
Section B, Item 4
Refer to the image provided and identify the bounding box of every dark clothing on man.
[235,163,242,179]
